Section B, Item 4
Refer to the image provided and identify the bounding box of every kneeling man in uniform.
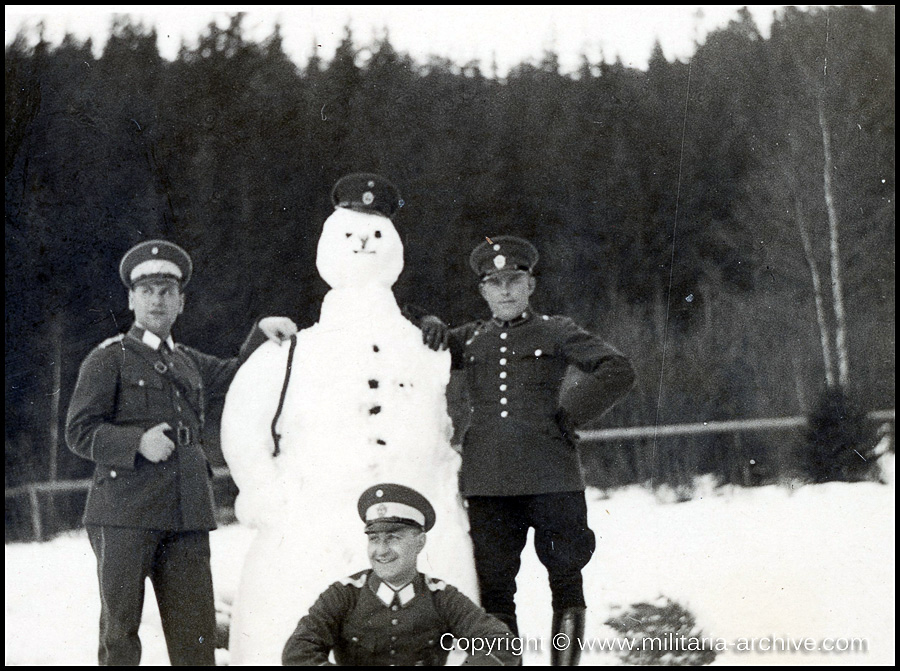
[283,484,519,666]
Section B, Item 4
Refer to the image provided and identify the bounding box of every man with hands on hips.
[416,236,635,666]
[66,239,298,666]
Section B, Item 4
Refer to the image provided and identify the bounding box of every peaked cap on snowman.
[318,173,406,290]
[358,483,436,534]
[331,173,403,219]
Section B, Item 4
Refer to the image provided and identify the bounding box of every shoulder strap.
[271,334,298,457]
[339,571,369,588]
[98,333,125,349]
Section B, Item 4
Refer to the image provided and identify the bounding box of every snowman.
[220,173,477,665]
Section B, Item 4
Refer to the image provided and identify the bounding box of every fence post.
[47,315,63,536]
[28,486,43,542]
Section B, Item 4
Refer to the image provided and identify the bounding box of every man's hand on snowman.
[259,316,299,343]
[419,315,449,351]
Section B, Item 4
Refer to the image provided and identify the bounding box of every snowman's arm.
[282,581,358,666]
[221,340,294,491]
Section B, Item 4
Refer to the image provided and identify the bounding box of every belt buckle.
[177,424,191,446]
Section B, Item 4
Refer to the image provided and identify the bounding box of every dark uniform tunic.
[448,311,634,497]
[66,323,265,666]
[283,570,518,666]
[446,310,634,629]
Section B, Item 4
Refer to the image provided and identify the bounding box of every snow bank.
[5,457,894,665]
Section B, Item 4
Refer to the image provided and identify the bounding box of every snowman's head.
[316,207,404,289]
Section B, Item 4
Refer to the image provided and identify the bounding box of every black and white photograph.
[5,5,895,666]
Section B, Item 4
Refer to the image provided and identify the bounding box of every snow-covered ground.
[5,454,894,666]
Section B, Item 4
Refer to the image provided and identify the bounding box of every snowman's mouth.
[353,250,377,255]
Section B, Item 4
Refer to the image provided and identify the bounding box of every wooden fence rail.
[576,409,895,442]
[7,411,894,542]
[5,467,232,543]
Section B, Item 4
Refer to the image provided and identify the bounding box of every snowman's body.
[221,208,476,665]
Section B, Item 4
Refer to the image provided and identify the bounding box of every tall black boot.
[550,607,586,666]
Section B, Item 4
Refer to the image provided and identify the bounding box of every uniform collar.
[368,572,421,607]
[131,324,176,351]
[491,309,535,329]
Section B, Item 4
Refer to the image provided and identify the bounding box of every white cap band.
[130,259,183,282]
[365,501,426,527]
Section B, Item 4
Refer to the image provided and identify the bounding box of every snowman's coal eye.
[374,231,382,238]
[346,233,352,238]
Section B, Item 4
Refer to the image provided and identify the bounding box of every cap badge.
[362,191,375,205]
[494,255,507,269]
[376,489,384,498]
[151,247,159,255]
[367,180,375,188]
[376,504,388,518]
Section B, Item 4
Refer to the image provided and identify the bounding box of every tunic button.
[499,372,507,379]
[500,346,507,353]
[499,358,507,366]
[500,398,508,405]
[391,636,397,642]
[175,390,180,397]
[500,332,508,340]
[138,379,145,387]
[535,349,543,357]
[110,470,117,478]
[500,410,509,418]
[390,650,396,656]
[469,356,475,362]
[176,405,182,412]
[352,637,359,642]
[391,605,398,611]
[500,384,507,391]
[391,619,399,625]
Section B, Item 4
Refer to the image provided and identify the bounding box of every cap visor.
[482,268,530,279]
[365,520,423,534]
[131,275,182,288]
